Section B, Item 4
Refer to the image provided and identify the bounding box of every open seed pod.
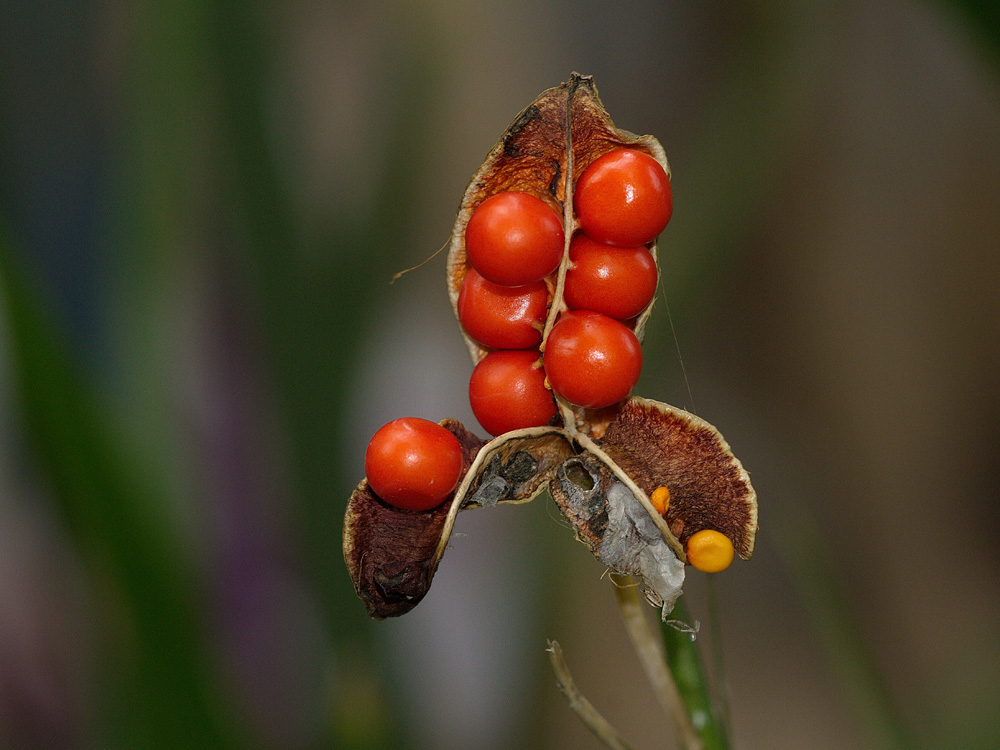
[344,74,757,620]
[446,74,666,368]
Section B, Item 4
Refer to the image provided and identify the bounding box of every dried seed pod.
[343,401,756,619]
[549,458,686,614]
[343,75,758,620]
[343,419,485,619]
[446,73,667,367]
[599,398,757,559]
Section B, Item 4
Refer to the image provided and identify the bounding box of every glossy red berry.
[365,418,464,511]
[465,192,565,285]
[564,233,658,320]
[469,350,557,436]
[574,149,672,247]
[457,269,548,349]
[543,311,642,409]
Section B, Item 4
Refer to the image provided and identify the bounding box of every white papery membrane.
[602,482,686,617]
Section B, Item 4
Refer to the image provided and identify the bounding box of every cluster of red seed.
[360,135,737,573]
[459,148,672,436]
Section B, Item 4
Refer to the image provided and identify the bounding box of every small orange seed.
[686,529,735,573]
[650,486,670,515]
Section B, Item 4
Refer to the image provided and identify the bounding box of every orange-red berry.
[457,268,547,349]
[543,311,642,409]
[574,149,672,247]
[686,529,735,573]
[365,418,464,511]
[469,350,557,436]
[465,192,564,285]
[564,233,658,320]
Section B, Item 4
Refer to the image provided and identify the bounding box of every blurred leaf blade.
[775,513,919,750]
[938,0,1000,73]
[205,2,448,625]
[0,224,240,747]
[198,4,452,745]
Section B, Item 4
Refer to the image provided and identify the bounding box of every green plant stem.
[704,577,734,742]
[660,598,729,750]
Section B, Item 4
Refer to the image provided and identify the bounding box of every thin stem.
[704,577,733,741]
[546,641,634,750]
[660,598,729,750]
[613,580,702,750]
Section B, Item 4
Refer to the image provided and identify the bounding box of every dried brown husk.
[342,419,485,619]
[600,398,757,559]
[343,75,757,620]
[344,403,756,619]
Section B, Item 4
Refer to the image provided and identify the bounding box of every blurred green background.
[1,1,999,748]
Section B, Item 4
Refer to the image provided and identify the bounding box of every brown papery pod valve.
[343,74,757,620]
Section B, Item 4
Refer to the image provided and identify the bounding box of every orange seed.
[650,486,670,515]
[686,529,735,573]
